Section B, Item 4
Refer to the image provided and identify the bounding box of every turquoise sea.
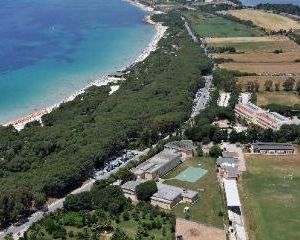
[0,0,155,123]
[241,0,300,6]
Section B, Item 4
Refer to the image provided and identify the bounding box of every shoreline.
[3,1,167,131]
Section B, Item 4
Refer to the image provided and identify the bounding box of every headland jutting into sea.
[2,0,167,130]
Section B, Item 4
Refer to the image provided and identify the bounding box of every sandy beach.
[4,0,167,131]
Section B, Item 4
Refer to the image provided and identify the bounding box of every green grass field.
[163,157,225,228]
[257,91,300,106]
[185,12,264,38]
[241,153,300,240]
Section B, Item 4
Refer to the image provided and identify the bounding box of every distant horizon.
[241,0,300,6]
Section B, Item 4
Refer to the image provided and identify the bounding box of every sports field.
[173,166,207,183]
[185,12,264,38]
[163,157,225,228]
[222,9,300,32]
[241,151,300,240]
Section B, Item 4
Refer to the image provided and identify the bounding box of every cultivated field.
[237,76,300,92]
[163,157,225,228]
[257,91,300,106]
[219,62,300,74]
[213,52,300,63]
[207,36,300,74]
[240,150,300,240]
[176,218,226,240]
[185,12,264,37]
[222,9,300,32]
[206,36,300,53]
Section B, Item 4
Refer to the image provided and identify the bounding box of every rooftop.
[268,111,290,122]
[252,142,294,151]
[223,179,241,207]
[121,180,142,192]
[165,140,195,151]
[151,183,198,203]
[222,151,239,159]
[226,166,239,179]
[217,157,238,166]
[151,186,181,203]
[134,149,181,175]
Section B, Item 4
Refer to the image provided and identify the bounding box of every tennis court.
[173,166,208,183]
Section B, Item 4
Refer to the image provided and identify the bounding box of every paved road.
[183,18,198,43]
[0,150,147,240]
[182,18,214,120]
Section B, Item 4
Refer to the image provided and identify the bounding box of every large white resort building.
[235,102,297,131]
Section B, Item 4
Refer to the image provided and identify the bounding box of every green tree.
[4,234,13,240]
[112,228,132,240]
[209,145,222,158]
[196,146,203,157]
[136,181,157,202]
[114,168,136,184]
[296,80,300,95]
[64,192,93,211]
[283,77,295,91]
[264,80,273,91]
[275,82,280,91]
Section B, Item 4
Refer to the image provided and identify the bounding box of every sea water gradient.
[0,0,155,123]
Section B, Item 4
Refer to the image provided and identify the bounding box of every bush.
[196,146,203,157]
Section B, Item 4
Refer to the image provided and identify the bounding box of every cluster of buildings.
[122,180,198,210]
[121,140,199,209]
[234,102,296,131]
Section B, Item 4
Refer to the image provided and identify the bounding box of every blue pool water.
[241,0,300,6]
[0,0,155,123]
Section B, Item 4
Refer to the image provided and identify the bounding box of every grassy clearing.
[222,9,300,32]
[185,12,264,37]
[163,157,225,228]
[257,91,300,106]
[240,151,300,240]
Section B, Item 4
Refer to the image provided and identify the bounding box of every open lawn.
[163,157,225,228]
[257,91,300,106]
[237,76,300,92]
[185,12,264,37]
[240,151,300,240]
[222,9,300,32]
